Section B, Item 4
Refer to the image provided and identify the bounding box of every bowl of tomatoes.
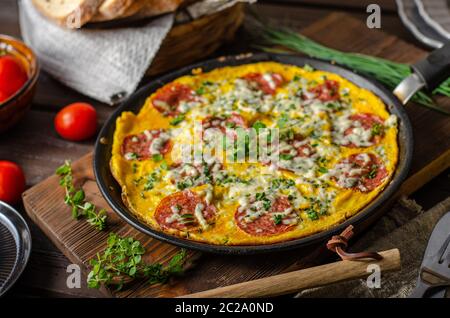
[0,35,39,133]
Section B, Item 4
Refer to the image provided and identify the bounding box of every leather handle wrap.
[327,225,383,261]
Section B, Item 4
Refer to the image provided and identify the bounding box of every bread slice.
[32,0,104,28]
[91,0,184,22]
[98,0,134,19]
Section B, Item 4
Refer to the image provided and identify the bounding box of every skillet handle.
[412,41,450,91]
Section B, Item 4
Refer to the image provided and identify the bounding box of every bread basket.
[146,3,244,76]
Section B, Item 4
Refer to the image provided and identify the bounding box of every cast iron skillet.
[94,52,414,254]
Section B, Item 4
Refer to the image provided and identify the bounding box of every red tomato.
[0,55,28,103]
[0,161,26,204]
[54,103,98,141]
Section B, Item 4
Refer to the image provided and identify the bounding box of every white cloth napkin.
[19,0,255,105]
[19,0,174,105]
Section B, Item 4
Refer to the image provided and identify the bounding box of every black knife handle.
[412,42,450,91]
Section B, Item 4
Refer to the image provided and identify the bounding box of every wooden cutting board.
[22,13,450,298]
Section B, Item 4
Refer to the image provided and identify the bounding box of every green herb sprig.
[56,160,107,230]
[260,27,450,115]
[87,233,187,290]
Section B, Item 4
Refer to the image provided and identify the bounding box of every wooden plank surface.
[21,12,450,297]
[2,0,450,298]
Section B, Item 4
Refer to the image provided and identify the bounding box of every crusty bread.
[91,0,184,22]
[98,0,134,19]
[91,0,145,21]
[32,0,104,28]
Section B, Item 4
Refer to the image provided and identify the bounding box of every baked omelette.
[110,61,398,245]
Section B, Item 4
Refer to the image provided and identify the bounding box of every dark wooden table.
[1,0,449,298]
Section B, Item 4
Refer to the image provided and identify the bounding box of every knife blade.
[409,212,450,298]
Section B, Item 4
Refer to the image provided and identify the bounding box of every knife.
[394,41,450,105]
[409,212,450,298]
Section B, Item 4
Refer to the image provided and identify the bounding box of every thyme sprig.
[56,160,107,230]
[87,233,187,290]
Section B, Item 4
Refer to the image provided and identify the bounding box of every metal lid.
[0,201,32,296]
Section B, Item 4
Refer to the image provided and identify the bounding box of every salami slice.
[152,83,197,116]
[280,137,315,159]
[121,129,171,160]
[202,113,248,140]
[309,79,340,102]
[235,195,297,236]
[242,72,285,95]
[343,113,384,148]
[265,137,315,171]
[331,153,388,192]
[155,190,216,231]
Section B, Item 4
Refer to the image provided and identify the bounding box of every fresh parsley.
[56,161,107,230]
[280,153,294,160]
[252,121,266,132]
[152,154,163,162]
[306,208,319,221]
[367,165,378,179]
[371,123,383,137]
[277,113,289,128]
[170,114,185,126]
[144,171,159,191]
[273,214,283,225]
[318,167,328,174]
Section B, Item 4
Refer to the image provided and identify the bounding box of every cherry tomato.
[0,161,26,204]
[54,103,98,141]
[0,55,28,103]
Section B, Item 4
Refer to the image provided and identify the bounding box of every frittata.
[110,61,398,245]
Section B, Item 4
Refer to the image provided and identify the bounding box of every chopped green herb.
[280,153,294,160]
[152,154,163,162]
[225,121,236,128]
[306,208,319,221]
[196,87,205,95]
[160,161,168,170]
[128,153,138,160]
[177,179,193,190]
[255,192,266,201]
[318,167,328,174]
[367,165,378,179]
[252,121,266,132]
[371,123,383,136]
[277,113,289,128]
[270,178,295,190]
[273,214,283,225]
[263,200,271,211]
[144,172,160,191]
[170,114,185,126]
